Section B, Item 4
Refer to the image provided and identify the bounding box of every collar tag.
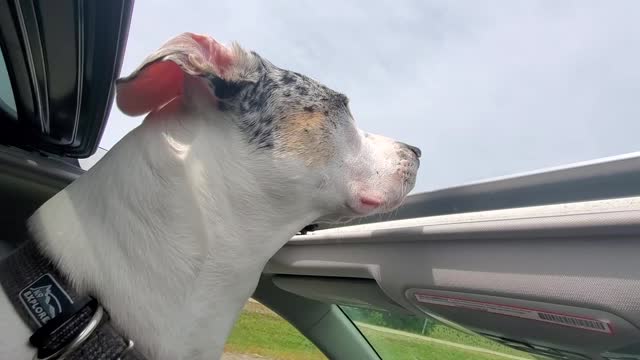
[19,274,74,327]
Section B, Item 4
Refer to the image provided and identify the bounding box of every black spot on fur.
[303,106,314,113]
[218,101,231,112]
[281,73,296,85]
[337,94,349,106]
[208,75,244,99]
[254,90,270,111]
[296,86,309,96]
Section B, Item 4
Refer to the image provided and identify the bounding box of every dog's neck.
[27,102,322,359]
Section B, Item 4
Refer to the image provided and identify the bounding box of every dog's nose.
[400,142,422,159]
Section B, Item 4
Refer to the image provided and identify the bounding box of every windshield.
[341,305,534,360]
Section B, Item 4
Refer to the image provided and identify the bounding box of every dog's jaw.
[27,104,323,360]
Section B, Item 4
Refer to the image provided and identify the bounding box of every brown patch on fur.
[276,112,333,166]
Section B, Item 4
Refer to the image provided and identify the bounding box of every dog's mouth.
[315,193,408,225]
[346,190,410,216]
[352,173,417,216]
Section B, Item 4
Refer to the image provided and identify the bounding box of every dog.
[0,33,421,359]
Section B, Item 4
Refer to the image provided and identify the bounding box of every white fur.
[0,39,419,360]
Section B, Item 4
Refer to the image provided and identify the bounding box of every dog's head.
[116,33,420,220]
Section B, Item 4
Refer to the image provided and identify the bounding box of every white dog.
[0,33,421,360]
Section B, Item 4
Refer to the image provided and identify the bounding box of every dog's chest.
[128,263,264,359]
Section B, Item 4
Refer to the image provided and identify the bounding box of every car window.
[79,146,108,170]
[224,299,327,360]
[0,48,17,117]
[341,305,533,360]
[101,2,640,192]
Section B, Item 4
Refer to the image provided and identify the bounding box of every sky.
[100,1,640,192]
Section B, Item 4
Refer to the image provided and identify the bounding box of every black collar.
[0,240,144,360]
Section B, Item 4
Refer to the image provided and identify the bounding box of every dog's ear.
[116,33,245,116]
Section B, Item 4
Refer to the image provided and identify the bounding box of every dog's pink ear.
[115,33,235,116]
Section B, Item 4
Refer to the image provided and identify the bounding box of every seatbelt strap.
[0,240,146,360]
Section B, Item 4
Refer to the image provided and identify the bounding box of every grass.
[361,329,512,360]
[224,302,532,360]
[422,323,531,357]
[225,310,327,360]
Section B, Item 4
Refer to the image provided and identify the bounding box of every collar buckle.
[31,299,104,360]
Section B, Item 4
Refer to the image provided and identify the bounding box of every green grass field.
[419,323,530,357]
[361,329,513,360]
[225,309,326,360]
[224,302,532,360]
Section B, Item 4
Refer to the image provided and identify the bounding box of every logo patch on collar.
[19,274,74,327]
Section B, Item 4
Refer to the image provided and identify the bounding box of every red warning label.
[414,293,612,334]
